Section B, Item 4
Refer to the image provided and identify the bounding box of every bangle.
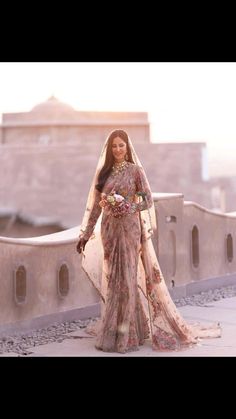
[130,203,138,213]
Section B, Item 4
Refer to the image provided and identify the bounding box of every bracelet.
[130,203,138,214]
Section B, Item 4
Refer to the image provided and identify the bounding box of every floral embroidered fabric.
[83,163,152,353]
[80,139,221,353]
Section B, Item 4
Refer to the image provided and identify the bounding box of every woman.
[77,129,221,353]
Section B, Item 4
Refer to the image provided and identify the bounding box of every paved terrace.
[1,295,236,357]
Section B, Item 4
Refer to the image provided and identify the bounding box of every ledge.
[152,193,184,200]
[184,201,236,219]
[0,226,80,246]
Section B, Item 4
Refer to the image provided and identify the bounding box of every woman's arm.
[81,189,102,240]
[134,166,153,211]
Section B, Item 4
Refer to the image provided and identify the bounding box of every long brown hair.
[95,130,135,192]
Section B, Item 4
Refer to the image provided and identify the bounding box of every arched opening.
[169,230,176,277]
[15,265,27,303]
[192,225,199,268]
[58,263,69,297]
[226,234,233,263]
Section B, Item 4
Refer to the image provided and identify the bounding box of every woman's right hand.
[76,238,88,254]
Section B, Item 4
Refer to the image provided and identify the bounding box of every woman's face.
[112,137,127,163]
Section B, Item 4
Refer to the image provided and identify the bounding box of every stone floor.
[1,286,236,357]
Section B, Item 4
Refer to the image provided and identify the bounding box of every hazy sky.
[0,62,236,176]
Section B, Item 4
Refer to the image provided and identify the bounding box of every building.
[0,96,235,237]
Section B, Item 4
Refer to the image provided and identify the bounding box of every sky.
[0,62,236,177]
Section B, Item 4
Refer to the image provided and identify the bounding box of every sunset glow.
[1,62,236,176]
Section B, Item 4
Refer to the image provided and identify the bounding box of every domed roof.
[31,96,75,113]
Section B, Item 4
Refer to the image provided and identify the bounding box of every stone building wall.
[0,96,235,237]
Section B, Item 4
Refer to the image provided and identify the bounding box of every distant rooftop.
[1,96,149,127]
[31,95,75,113]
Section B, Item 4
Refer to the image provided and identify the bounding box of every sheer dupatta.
[79,132,221,351]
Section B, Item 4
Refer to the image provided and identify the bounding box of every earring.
[125,154,128,161]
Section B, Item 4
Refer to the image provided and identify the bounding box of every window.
[192,225,199,268]
[226,234,233,263]
[169,230,176,277]
[165,215,177,223]
[15,265,26,303]
[58,263,69,297]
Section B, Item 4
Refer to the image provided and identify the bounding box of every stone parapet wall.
[155,194,236,288]
[1,194,236,333]
[0,227,101,332]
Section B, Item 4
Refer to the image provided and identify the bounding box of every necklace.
[111,161,129,176]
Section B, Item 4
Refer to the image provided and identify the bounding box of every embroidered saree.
[79,135,221,353]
